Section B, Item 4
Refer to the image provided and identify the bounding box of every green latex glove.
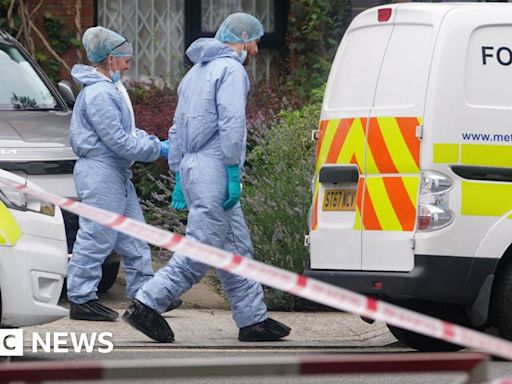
[170,172,187,211]
[223,165,241,210]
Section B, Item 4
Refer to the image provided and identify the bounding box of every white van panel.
[362,7,442,271]
[313,8,397,270]
[324,25,393,115]
[373,25,434,111]
[421,6,512,262]
[424,6,512,152]
[466,25,512,109]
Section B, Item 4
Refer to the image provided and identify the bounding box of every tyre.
[97,261,120,293]
[386,301,465,352]
[388,324,463,352]
[61,259,121,297]
[491,259,512,340]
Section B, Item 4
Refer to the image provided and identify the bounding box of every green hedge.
[242,86,323,310]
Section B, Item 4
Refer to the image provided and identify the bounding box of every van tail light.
[417,171,454,232]
[378,8,392,22]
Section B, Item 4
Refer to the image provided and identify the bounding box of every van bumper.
[0,235,68,327]
[304,255,498,307]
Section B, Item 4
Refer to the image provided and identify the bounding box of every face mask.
[239,48,247,63]
[110,70,121,83]
[108,57,121,83]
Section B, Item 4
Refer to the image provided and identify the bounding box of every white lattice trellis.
[97,0,278,83]
[202,0,276,82]
[202,0,275,32]
[97,0,184,82]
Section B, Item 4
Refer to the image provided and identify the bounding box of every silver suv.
[0,29,120,292]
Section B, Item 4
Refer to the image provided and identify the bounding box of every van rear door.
[310,8,396,270]
[361,5,448,271]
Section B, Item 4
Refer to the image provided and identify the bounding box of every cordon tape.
[2,176,512,360]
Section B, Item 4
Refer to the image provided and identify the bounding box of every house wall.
[32,0,95,80]
[31,0,382,82]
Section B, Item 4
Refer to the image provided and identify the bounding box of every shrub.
[135,169,188,236]
[241,86,324,310]
[129,75,306,151]
[129,80,178,140]
[286,0,351,97]
[245,78,305,150]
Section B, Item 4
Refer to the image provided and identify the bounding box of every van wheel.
[61,260,120,297]
[97,261,120,293]
[491,261,512,340]
[387,324,463,352]
[386,301,465,352]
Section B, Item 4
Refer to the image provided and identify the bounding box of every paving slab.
[23,310,397,349]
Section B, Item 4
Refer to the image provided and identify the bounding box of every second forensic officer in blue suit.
[123,13,291,342]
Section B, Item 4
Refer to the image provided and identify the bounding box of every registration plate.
[322,189,356,211]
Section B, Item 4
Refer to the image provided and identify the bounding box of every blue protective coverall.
[68,64,160,304]
[135,38,268,328]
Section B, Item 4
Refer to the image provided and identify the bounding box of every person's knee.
[172,255,209,285]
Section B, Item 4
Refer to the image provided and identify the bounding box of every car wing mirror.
[58,80,77,107]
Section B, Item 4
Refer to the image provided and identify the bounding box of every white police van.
[0,169,68,327]
[305,2,512,351]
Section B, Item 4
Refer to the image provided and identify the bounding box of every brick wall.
[32,0,94,80]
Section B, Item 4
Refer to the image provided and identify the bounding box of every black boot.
[122,299,174,343]
[238,318,291,342]
[164,298,183,312]
[69,300,119,321]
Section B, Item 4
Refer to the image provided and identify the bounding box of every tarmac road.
[9,269,510,383]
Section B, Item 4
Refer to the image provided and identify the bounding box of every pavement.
[39,263,398,350]
[25,309,397,350]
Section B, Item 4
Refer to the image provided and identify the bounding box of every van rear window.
[326,25,393,111]
[374,25,434,109]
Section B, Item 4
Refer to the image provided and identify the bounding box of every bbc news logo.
[0,330,113,356]
[0,329,23,356]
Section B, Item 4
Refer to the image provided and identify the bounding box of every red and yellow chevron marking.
[366,117,421,174]
[354,176,420,231]
[311,116,421,232]
[315,118,365,172]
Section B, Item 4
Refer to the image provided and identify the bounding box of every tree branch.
[24,8,71,72]
[7,0,15,31]
[74,0,83,62]
[29,0,45,19]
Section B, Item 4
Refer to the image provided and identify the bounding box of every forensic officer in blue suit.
[123,13,291,342]
[67,26,177,321]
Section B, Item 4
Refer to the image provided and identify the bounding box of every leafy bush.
[129,80,178,140]
[242,86,324,310]
[245,78,305,150]
[286,0,351,97]
[129,76,305,150]
[134,168,187,236]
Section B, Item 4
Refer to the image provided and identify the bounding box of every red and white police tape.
[0,353,492,382]
[3,176,512,360]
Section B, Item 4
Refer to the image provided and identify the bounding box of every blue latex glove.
[171,172,187,211]
[223,165,241,210]
[160,140,169,159]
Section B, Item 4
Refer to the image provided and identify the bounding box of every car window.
[0,42,58,111]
